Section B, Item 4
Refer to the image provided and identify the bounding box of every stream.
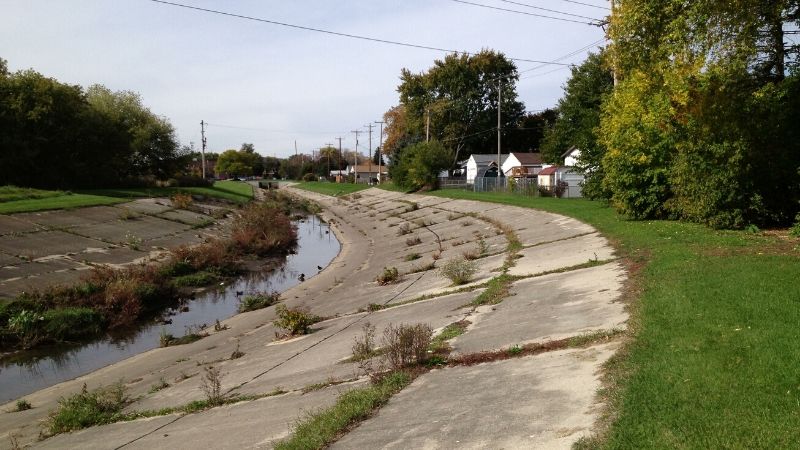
[0,215,339,404]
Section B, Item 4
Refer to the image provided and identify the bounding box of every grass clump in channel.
[274,370,413,450]
[438,258,478,285]
[274,305,320,337]
[46,382,128,435]
[375,267,400,285]
[238,291,280,312]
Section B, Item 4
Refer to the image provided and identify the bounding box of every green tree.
[216,149,261,178]
[390,140,452,191]
[391,50,525,167]
[540,51,613,199]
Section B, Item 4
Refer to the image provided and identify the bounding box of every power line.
[552,0,610,11]
[494,0,604,21]
[448,0,603,26]
[149,0,576,65]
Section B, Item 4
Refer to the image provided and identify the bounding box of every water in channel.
[0,215,339,404]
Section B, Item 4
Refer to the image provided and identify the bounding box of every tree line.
[0,58,188,189]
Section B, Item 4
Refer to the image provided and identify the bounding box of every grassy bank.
[428,190,800,448]
[0,181,253,214]
[294,181,370,197]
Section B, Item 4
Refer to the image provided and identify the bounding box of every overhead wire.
[149,0,575,65]
[552,0,610,11]
[448,0,604,25]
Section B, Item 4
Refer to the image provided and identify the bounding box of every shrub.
[274,305,319,336]
[41,308,105,341]
[200,366,224,406]
[351,322,377,362]
[173,175,212,187]
[302,172,317,182]
[404,253,421,261]
[376,267,400,285]
[15,399,32,411]
[170,193,194,209]
[171,271,219,287]
[231,203,297,256]
[396,223,412,236]
[405,236,422,247]
[381,323,433,369]
[47,382,128,435]
[438,258,478,285]
[791,212,800,237]
[238,291,280,312]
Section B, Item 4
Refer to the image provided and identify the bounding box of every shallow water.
[0,215,339,403]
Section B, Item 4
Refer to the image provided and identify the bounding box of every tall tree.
[540,51,613,199]
[391,50,525,167]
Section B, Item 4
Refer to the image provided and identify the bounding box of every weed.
[230,340,245,359]
[405,235,422,246]
[432,250,442,260]
[382,323,433,369]
[790,212,800,236]
[148,378,170,394]
[274,305,320,336]
[238,291,280,312]
[407,261,436,274]
[200,366,224,406]
[462,248,480,260]
[118,207,139,221]
[230,202,297,256]
[274,371,412,450]
[46,382,128,435]
[14,399,32,412]
[170,193,194,209]
[124,231,143,250]
[507,345,523,355]
[438,258,478,285]
[376,267,401,285]
[397,222,412,236]
[213,319,229,331]
[159,325,208,347]
[351,323,377,362]
[429,320,470,353]
[477,237,489,256]
[404,252,421,261]
[171,271,219,287]
[471,274,514,306]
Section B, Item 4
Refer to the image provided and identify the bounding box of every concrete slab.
[453,263,627,355]
[0,230,106,258]
[0,252,23,266]
[32,415,179,450]
[145,231,205,249]
[0,270,85,297]
[509,233,616,277]
[0,215,40,235]
[331,343,620,450]
[71,215,190,243]
[78,246,147,265]
[157,209,214,226]
[125,383,367,450]
[124,198,174,215]
[16,206,125,228]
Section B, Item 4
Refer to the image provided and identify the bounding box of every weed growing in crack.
[238,291,280,312]
[274,305,320,337]
[230,340,245,359]
[507,345,523,355]
[200,366,224,406]
[148,378,170,394]
[376,267,401,285]
[405,236,422,247]
[397,222,412,236]
[46,382,128,435]
[438,258,478,285]
[382,323,433,370]
[404,252,421,262]
[13,399,31,412]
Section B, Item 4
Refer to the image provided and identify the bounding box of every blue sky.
[0,0,608,158]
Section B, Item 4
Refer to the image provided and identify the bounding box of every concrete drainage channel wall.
[1,188,628,449]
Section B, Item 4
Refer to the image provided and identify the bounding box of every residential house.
[562,146,581,167]
[347,164,388,184]
[537,166,584,198]
[466,154,508,183]
[501,152,545,178]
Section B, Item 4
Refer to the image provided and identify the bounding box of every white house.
[346,164,388,184]
[466,154,508,183]
[562,146,581,167]
[501,152,545,178]
[537,166,584,198]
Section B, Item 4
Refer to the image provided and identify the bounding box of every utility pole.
[610,0,618,87]
[366,123,374,184]
[200,120,207,179]
[351,130,361,183]
[425,108,430,142]
[497,80,502,175]
[324,143,333,179]
[295,140,300,180]
[335,137,344,182]
[374,120,384,184]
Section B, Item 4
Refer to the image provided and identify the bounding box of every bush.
[302,172,317,182]
[15,399,32,411]
[390,140,453,191]
[791,212,800,237]
[231,203,297,256]
[274,305,319,336]
[375,267,400,285]
[438,258,478,285]
[381,323,433,369]
[351,322,377,362]
[238,291,280,312]
[47,382,128,435]
[171,271,219,287]
[170,192,194,209]
[174,175,212,187]
[41,308,105,342]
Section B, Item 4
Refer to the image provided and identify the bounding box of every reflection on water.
[0,215,339,403]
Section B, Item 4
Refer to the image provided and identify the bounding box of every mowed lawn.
[294,181,371,197]
[0,181,254,214]
[428,189,800,448]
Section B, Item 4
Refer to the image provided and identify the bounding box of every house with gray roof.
[466,154,509,183]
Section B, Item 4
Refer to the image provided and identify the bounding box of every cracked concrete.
[1,187,627,449]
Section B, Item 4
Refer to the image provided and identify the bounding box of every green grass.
[0,185,66,202]
[0,192,127,214]
[274,371,412,450]
[293,181,370,197]
[83,180,253,204]
[428,189,800,448]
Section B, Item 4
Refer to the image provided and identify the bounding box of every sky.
[0,0,609,158]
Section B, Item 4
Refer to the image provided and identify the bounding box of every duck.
[235,290,244,296]
[298,273,306,281]
[317,265,323,271]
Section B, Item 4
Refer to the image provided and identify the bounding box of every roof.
[469,154,509,165]
[561,146,579,159]
[538,166,559,176]
[349,164,387,174]
[509,152,543,165]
